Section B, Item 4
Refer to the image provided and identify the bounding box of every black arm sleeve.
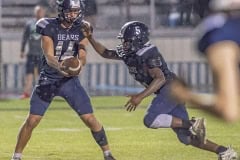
[102,49,122,60]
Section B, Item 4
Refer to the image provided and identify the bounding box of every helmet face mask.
[63,8,81,23]
[57,0,84,24]
[116,21,150,58]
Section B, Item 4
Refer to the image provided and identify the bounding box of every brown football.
[62,57,81,76]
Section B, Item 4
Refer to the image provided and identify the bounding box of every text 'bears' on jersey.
[35,17,85,80]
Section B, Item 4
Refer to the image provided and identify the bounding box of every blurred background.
[0,0,212,98]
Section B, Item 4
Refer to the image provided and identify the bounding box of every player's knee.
[143,113,155,128]
[81,114,99,129]
[144,113,172,129]
[25,115,41,129]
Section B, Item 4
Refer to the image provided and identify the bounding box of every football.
[62,56,81,76]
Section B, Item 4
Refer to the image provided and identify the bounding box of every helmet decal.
[116,21,150,58]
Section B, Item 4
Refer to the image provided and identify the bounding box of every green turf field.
[0,96,239,160]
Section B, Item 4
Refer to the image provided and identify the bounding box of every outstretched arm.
[81,21,121,60]
[171,41,240,122]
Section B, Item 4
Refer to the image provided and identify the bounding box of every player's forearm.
[21,28,29,52]
[21,36,28,52]
[45,54,60,70]
[187,92,216,108]
[88,36,107,55]
[139,78,166,99]
[88,36,120,60]
[78,50,87,66]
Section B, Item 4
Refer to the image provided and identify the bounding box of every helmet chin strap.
[61,20,73,28]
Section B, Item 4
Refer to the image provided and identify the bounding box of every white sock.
[13,153,22,158]
[103,150,111,156]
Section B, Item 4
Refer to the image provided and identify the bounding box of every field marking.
[44,127,146,132]
[14,115,25,119]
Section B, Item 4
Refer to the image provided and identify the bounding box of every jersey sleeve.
[197,14,227,53]
[145,47,162,69]
[36,18,53,37]
[198,27,234,53]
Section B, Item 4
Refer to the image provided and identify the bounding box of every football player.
[82,21,238,160]
[20,5,45,99]
[11,0,116,160]
[171,0,240,123]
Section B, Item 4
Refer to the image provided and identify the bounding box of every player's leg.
[12,81,55,160]
[33,55,41,84]
[143,84,205,142]
[12,114,42,160]
[80,114,116,160]
[59,77,116,160]
[171,105,238,160]
[21,55,35,99]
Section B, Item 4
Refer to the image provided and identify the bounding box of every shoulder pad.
[36,18,51,29]
[135,44,156,56]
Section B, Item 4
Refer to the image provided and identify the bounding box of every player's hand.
[170,79,190,103]
[124,94,143,112]
[81,21,93,39]
[58,61,71,77]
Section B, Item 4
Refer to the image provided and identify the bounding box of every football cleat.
[104,154,116,160]
[218,146,238,160]
[189,117,206,144]
[19,92,30,99]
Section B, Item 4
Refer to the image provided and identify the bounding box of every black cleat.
[189,117,206,144]
[218,146,238,160]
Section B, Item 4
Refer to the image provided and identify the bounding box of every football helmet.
[116,21,150,58]
[56,0,84,24]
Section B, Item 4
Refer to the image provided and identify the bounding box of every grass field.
[0,96,240,160]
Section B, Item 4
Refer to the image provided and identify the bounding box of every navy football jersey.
[198,13,240,53]
[122,44,175,89]
[36,18,85,80]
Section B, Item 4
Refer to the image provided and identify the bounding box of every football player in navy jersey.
[82,21,238,160]
[171,0,240,123]
[11,1,116,160]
